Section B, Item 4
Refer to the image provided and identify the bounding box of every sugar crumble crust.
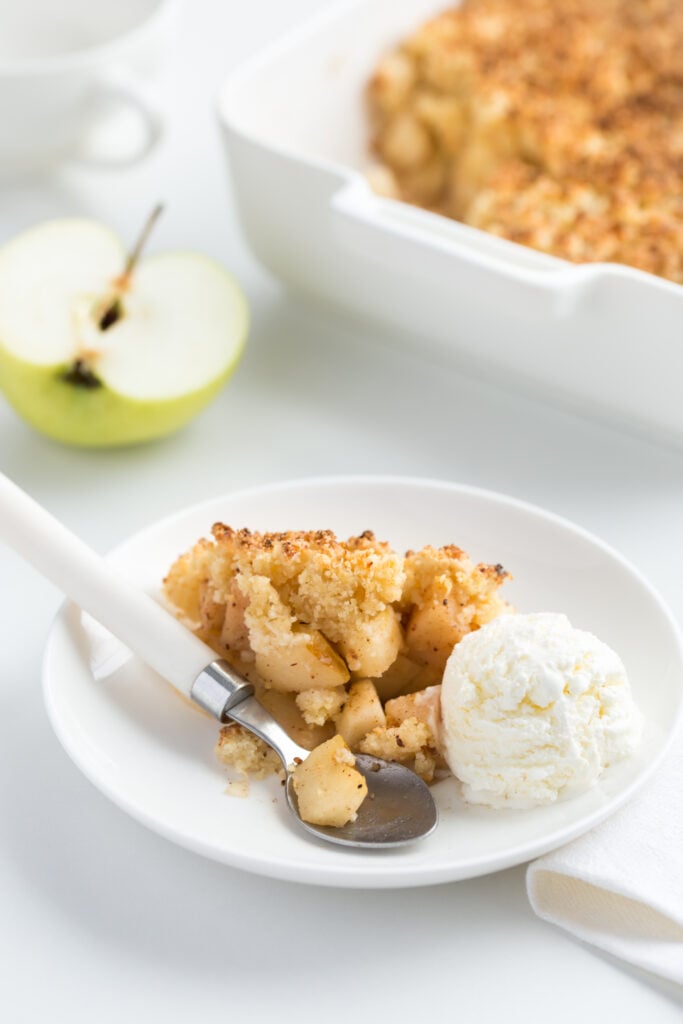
[164,525,511,792]
[368,0,683,283]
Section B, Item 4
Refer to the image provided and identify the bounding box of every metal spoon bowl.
[287,756,438,848]
[204,670,438,847]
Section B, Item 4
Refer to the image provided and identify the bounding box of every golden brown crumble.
[216,723,282,779]
[295,686,347,726]
[401,545,510,674]
[368,0,683,283]
[164,526,511,788]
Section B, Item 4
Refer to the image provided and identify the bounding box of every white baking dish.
[217,0,683,444]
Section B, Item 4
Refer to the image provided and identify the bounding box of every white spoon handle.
[0,471,215,698]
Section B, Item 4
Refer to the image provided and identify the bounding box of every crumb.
[295,686,347,726]
[224,779,250,799]
[215,723,281,779]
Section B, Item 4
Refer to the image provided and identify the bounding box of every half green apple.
[0,219,248,446]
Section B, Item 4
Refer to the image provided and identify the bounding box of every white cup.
[0,0,176,173]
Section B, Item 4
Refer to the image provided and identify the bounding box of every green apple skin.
[0,220,249,447]
[0,333,246,448]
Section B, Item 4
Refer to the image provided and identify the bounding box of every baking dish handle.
[329,179,667,316]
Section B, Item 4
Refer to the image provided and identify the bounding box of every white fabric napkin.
[526,738,683,985]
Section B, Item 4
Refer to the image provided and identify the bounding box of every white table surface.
[1,1,682,1020]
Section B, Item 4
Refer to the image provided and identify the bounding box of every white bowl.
[217,0,683,446]
[42,477,683,888]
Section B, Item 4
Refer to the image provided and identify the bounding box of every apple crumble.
[163,525,511,805]
[367,0,683,283]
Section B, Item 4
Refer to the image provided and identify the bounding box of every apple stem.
[98,203,165,331]
[120,202,165,285]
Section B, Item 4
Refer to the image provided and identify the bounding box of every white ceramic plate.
[43,477,683,888]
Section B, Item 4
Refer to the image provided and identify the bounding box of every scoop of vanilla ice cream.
[440,613,642,809]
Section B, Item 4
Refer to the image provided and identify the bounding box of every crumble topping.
[295,686,347,726]
[164,526,511,803]
[368,0,683,283]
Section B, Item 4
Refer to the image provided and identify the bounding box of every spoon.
[0,472,438,848]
